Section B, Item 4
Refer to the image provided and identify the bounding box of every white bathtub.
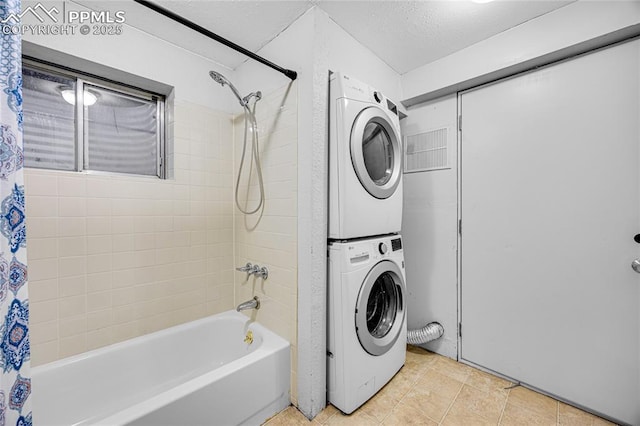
[32,311,291,425]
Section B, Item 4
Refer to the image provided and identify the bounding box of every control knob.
[378,242,388,255]
[373,91,381,103]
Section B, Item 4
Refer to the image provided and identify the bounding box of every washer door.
[350,107,402,199]
[355,260,405,356]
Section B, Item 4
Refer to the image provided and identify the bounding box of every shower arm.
[133,0,298,81]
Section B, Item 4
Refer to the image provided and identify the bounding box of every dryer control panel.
[334,73,399,118]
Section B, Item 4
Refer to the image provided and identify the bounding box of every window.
[22,60,166,178]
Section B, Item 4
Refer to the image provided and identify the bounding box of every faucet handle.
[235,262,253,273]
[257,266,268,280]
[239,263,269,280]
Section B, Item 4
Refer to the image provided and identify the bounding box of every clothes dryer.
[329,73,403,240]
[327,234,407,414]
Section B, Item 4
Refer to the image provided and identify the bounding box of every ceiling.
[78,0,573,75]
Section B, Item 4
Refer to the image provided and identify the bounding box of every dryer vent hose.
[407,322,444,346]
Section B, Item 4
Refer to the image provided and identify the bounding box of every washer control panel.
[332,235,403,266]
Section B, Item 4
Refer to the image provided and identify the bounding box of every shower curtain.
[0,0,32,425]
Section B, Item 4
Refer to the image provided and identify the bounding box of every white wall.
[402,1,640,104]
[401,95,457,359]
[322,13,402,102]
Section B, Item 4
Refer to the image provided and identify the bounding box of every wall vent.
[404,127,450,173]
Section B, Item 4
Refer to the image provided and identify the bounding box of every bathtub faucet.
[236,296,260,312]
[235,262,269,280]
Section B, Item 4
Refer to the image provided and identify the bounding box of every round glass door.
[355,260,405,356]
[362,122,394,186]
[366,272,398,338]
[350,107,401,199]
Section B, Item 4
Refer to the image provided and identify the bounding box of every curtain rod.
[133,0,298,81]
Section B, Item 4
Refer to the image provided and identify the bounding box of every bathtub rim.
[32,310,289,376]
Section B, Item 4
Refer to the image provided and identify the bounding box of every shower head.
[209,70,247,107]
[209,71,229,87]
[242,91,262,105]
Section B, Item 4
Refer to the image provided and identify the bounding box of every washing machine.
[329,72,403,240]
[327,234,407,414]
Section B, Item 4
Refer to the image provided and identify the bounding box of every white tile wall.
[27,101,235,365]
[233,82,298,404]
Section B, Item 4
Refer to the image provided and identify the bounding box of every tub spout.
[236,296,260,312]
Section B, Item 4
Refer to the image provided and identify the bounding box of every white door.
[460,40,640,425]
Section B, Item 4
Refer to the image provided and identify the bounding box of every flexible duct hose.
[407,322,444,346]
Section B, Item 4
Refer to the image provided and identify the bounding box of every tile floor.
[265,346,616,426]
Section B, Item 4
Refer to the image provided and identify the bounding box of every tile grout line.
[372,357,433,424]
[496,388,511,425]
[412,360,443,423]
[377,393,401,424]
[376,369,420,424]
[436,377,466,425]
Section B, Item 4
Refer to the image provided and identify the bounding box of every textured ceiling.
[77,0,572,75]
[318,1,573,74]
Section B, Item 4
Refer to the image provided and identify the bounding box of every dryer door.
[350,107,402,199]
[355,260,406,356]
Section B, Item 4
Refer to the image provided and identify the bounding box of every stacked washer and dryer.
[327,73,407,414]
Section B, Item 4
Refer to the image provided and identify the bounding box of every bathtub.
[32,311,291,425]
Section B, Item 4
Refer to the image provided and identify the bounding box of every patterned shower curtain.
[0,0,32,425]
